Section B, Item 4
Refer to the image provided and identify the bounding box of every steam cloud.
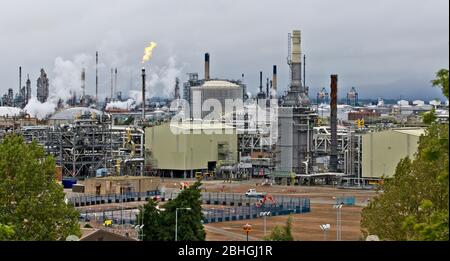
[24,54,93,119]
[105,99,136,110]
[127,56,182,103]
[24,97,57,119]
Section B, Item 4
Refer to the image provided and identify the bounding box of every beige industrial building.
[145,122,238,177]
[81,176,161,195]
[361,128,425,178]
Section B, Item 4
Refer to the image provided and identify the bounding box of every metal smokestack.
[259,71,263,93]
[81,68,86,100]
[291,30,302,89]
[110,68,113,100]
[205,53,210,80]
[303,55,306,87]
[19,66,22,94]
[270,80,273,99]
[114,68,118,98]
[330,74,338,172]
[272,65,277,93]
[95,51,98,103]
[142,67,146,121]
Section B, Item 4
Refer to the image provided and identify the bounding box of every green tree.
[0,135,81,240]
[138,198,165,241]
[0,224,15,240]
[361,69,449,240]
[431,68,449,99]
[139,181,205,241]
[422,108,437,124]
[264,215,294,241]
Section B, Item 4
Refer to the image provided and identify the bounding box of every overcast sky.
[0,0,448,101]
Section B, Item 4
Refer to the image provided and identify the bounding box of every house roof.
[80,229,137,241]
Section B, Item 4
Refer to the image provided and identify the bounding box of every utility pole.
[175,208,191,241]
[95,51,98,104]
[259,211,271,236]
[333,203,343,240]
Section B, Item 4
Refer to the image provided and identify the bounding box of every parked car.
[245,189,266,198]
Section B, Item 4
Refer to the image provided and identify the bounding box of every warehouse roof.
[392,128,425,137]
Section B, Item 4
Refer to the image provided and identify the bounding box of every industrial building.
[276,30,317,175]
[184,53,247,119]
[190,80,243,119]
[81,176,160,195]
[18,108,145,177]
[36,68,49,103]
[361,128,425,178]
[145,122,238,178]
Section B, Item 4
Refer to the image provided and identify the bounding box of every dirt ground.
[168,178,376,241]
[160,178,377,204]
[204,203,363,241]
[75,178,378,241]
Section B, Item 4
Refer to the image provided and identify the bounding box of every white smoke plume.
[24,97,57,120]
[24,54,93,119]
[105,98,136,110]
[129,90,143,104]
[146,56,182,98]
[51,54,93,101]
[127,56,182,103]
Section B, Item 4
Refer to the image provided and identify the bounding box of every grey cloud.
[0,0,448,101]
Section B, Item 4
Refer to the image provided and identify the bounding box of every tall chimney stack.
[259,71,263,93]
[114,68,118,97]
[330,74,338,172]
[266,78,269,98]
[303,55,306,87]
[142,67,146,121]
[110,68,114,100]
[19,66,22,94]
[81,68,86,100]
[95,51,98,103]
[205,53,210,80]
[272,65,277,93]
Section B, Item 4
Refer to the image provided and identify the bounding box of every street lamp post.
[319,224,331,241]
[259,211,271,236]
[175,207,191,241]
[333,203,343,240]
[243,223,252,241]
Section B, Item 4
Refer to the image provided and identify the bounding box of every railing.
[78,197,311,225]
[76,191,311,224]
[67,190,161,207]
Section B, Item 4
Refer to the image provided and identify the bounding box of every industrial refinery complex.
[0,28,448,242]
[1,30,447,183]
